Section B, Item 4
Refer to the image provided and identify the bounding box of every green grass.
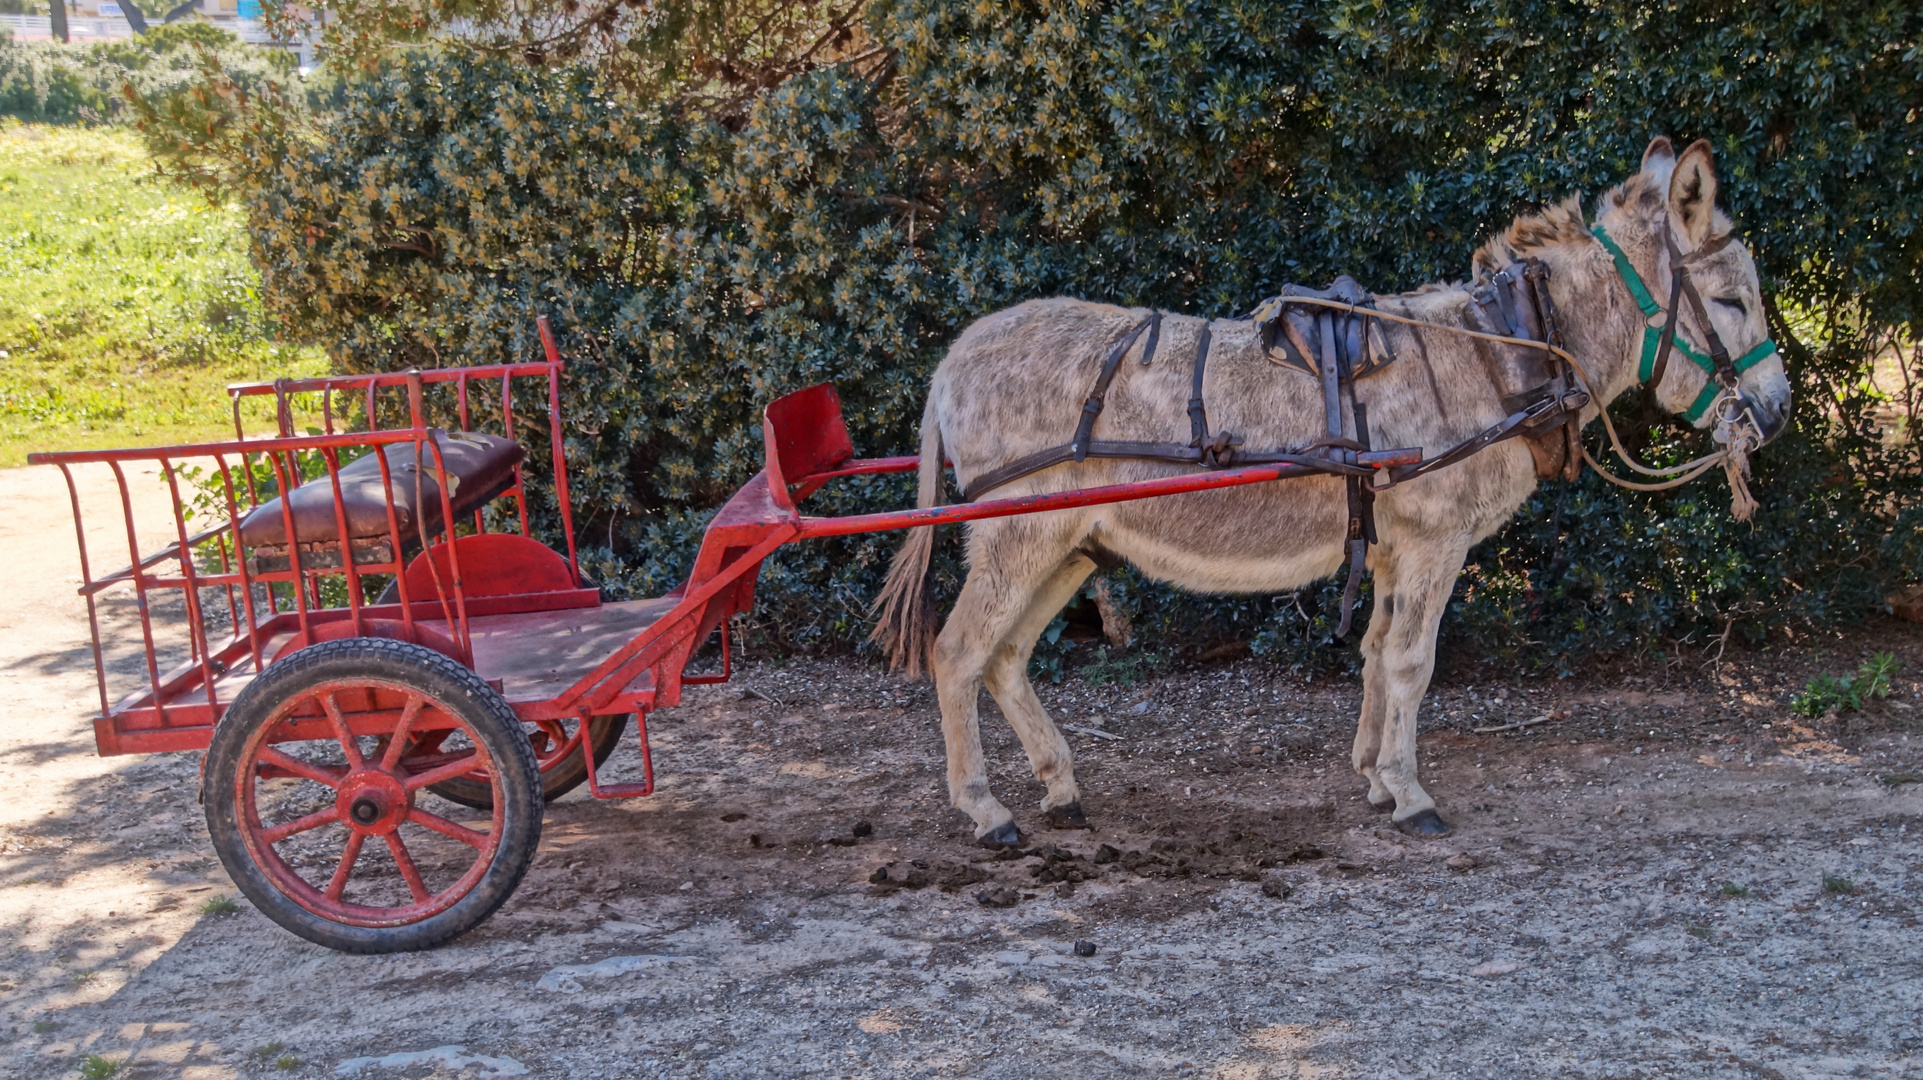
[1791,652,1899,718]
[197,894,238,916]
[0,121,325,468]
[79,1054,119,1079]
[1823,875,1857,895]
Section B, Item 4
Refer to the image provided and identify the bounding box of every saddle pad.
[237,430,525,548]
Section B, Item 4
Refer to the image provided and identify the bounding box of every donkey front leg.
[932,519,1083,847]
[1357,539,1470,837]
[1352,550,1403,812]
[981,555,1097,830]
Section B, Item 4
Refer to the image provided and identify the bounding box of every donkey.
[872,138,1792,845]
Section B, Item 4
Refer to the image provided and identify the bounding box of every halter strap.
[1592,223,1777,422]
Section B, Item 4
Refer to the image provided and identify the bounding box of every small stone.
[1260,877,1292,899]
[1054,881,1077,898]
[1093,843,1121,865]
[1446,853,1480,872]
[1471,960,1522,977]
[1128,700,1152,715]
[1073,940,1097,957]
[975,886,1020,908]
[851,820,874,838]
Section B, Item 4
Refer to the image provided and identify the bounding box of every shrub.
[0,22,292,124]
[132,1,1923,672]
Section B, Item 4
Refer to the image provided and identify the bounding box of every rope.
[1260,294,1762,517]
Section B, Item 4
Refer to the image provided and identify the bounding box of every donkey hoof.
[978,821,1024,849]
[1044,803,1091,830]
[1394,809,1451,838]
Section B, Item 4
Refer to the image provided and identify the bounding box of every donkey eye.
[1712,296,1747,315]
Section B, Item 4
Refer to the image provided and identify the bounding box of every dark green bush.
[1,22,291,124]
[137,0,1923,673]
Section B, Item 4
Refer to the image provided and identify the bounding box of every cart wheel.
[203,638,542,953]
[416,714,628,809]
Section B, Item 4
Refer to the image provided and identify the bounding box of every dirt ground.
[2,460,1921,1080]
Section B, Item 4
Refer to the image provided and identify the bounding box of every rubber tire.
[428,713,629,809]
[203,637,543,954]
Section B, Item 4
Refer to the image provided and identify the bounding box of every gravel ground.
[2,461,1922,1080]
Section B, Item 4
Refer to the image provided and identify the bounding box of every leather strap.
[1072,313,1160,462]
[1188,323,1214,449]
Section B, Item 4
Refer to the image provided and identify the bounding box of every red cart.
[32,318,1420,953]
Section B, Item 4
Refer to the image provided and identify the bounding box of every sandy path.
[1,458,1921,1080]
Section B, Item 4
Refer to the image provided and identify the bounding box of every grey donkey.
[872,138,1793,846]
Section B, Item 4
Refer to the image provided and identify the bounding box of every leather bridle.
[1591,221,1779,424]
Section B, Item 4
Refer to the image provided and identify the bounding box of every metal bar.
[265,450,312,644]
[502,372,529,537]
[793,457,919,482]
[56,464,113,720]
[106,461,168,727]
[374,447,415,644]
[241,446,277,617]
[457,373,486,532]
[321,448,366,636]
[79,521,231,596]
[214,452,266,677]
[547,364,578,580]
[424,438,472,664]
[795,462,1324,538]
[29,428,449,467]
[226,362,558,399]
[159,458,221,708]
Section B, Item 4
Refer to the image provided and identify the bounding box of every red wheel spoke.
[257,746,347,788]
[409,808,490,849]
[319,692,364,768]
[324,832,366,902]
[378,695,428,771]
[260,807,340,845]
[403,749,487,791]
[384,833,431,904]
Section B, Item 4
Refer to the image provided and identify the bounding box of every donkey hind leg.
[1352,552,1403,811]
[981,555,1098,830]
[932,521,1084,847]
[1362,539,1470,837]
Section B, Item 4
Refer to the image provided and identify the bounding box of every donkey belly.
[1089,478,1352,594]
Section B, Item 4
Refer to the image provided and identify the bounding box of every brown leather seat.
[238,431,525,549]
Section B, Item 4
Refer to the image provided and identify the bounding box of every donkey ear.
[1641,136,1676,174]
[1666,139,1720,248]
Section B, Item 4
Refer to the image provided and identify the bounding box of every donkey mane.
[1471,194,1590,274]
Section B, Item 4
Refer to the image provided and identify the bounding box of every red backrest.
[762,384,854,510]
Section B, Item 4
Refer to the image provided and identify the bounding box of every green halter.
[1591,224,1778,423]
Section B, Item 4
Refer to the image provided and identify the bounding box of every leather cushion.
[238,431,525,548]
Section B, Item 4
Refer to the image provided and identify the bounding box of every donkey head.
[1598,137,1793,444]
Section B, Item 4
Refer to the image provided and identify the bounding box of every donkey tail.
[869,392,944,678]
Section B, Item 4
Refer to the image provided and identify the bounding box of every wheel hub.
[335,769,411,836]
